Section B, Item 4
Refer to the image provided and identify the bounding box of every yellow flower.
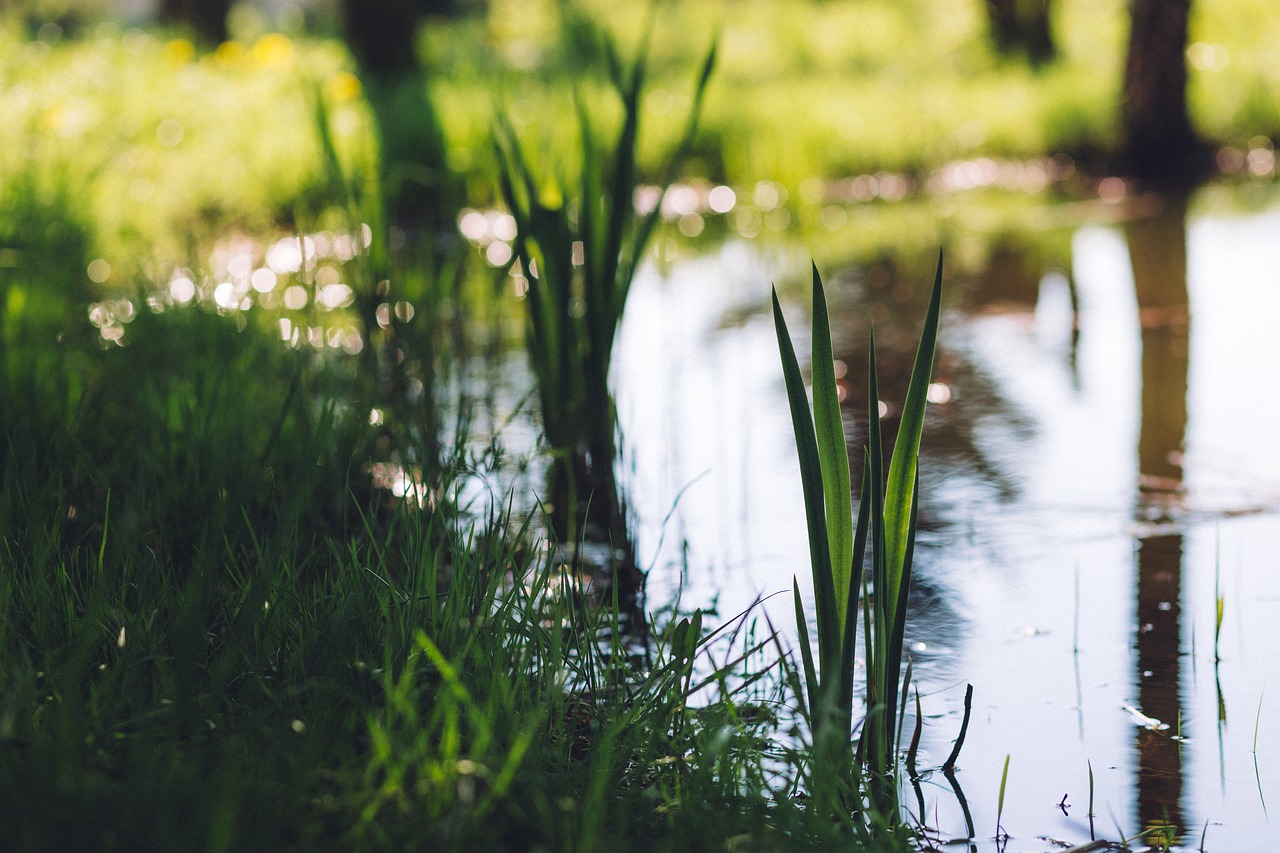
[214,40,246,66]
[163,38,196,66]
[325,71,362,103]
[252,33,294,68]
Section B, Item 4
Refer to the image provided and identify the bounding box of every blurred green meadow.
[5,0,1280,271]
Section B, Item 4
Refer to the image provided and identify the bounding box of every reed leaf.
[811,263,854,636]
[772,289,839,668]
[494,14,715,546]
[773,253,946,825]
[883,252,943,620]
[793,578,820,718]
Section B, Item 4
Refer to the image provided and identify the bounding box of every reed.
[772,254,943,822]
[494,12,715,555]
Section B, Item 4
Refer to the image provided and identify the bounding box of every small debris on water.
[1122,704,1171,731]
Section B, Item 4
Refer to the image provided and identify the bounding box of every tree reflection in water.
[1126,193,1191,844]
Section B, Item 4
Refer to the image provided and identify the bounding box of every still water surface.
[614,187,1280,850]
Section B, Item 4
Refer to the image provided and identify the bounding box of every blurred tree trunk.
[158,0,230,45]
[337,0,456,228]
[339,0,422,84]
[1118,0,1213,185]
[986,0,1056,66]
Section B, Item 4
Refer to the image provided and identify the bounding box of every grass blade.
[997,753,1011,840]
[772,288,838,667]
[811,264,854,636]
[883,251,943,619]
[793,578,820,721]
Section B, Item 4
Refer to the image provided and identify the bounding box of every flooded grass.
[493,11,715,563]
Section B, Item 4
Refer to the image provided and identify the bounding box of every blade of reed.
[793,578,820,720]
[838,465,872,727]
[627,40,718,308]
[865,329,886,716]
[997,753,1011,836]
[599,21,649,319]
[883,251,943,620]
[886,471,920,748]
[772,288,838,667]
[810,264,853,637]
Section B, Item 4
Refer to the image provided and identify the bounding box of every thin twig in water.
[943,683,974,771]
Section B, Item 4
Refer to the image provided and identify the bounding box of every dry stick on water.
[1061,841,1108,853]
[943,683,974,771]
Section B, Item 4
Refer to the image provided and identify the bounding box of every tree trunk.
[339,0,421,84]
[985,0,1056,66]
[158,0,230,45]
[1118,0,1213,185]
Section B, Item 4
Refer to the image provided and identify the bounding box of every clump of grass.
[772,254,942,823]
[493,11,715,559]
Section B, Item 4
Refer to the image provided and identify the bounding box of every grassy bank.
[0,224,897,849]
[0,153,931,847]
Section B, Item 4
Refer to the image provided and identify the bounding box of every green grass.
[0,245,845,851]
[0,155,920,849]
[0,18,375,276]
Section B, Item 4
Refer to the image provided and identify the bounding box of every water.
[613,186,1280,850]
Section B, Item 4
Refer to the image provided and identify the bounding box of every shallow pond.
[612,185,1280,850]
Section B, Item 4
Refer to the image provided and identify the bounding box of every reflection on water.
[1128,194,1190,843]
[1131,195,1191,497]
[617,185,1280,850]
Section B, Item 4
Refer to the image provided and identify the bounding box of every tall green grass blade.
[838,466,872,724]
[906,685,923,780]
[599,21,649,315]
[883,252,943,619]
[772,288,838,666]
[793,579,820,719]
[865,330,888,750]
[628,41,718,305]
[895,659,914,757]
[886,471,920,747]
[811,264,854,635]
[773,254,944,827]
[494,15,716,549]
